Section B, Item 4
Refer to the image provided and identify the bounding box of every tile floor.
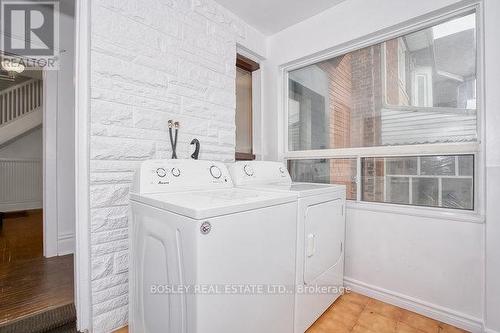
[306,292,468,333]
[113,292,469,333]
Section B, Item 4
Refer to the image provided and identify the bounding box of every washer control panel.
[171,167,181,177]
[210,165,222,179]
[243,164,254,176]
[227,161,292,186]
[133,159,232,194]
[156,168,167,178]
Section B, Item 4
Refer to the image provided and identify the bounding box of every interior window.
[285,11,478,211]
[287,12,477,151]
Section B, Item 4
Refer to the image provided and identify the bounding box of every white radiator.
[0,158,42,212]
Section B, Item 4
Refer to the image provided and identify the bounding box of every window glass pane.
[412,178,439,207]
[288,159,357,200]
[362,155,473,210]
[386,157,418,175]
[420,156,455,175]
[287,12,477,151]
[386,177,410,204]
[458,155,474,176]
[235,67,253,154]
[442,178,473,209]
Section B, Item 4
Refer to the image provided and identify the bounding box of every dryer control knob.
[156,168,167,178]
[171,167,181,177]
[244,164,254,176]
[210,165,222,179]
[279,167,286,174]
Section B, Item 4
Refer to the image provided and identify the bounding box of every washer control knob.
[156,168,167,177]
[279,167,285,174]
[244,164,254,176]
[210,165,222,179]
[171,167,181,177]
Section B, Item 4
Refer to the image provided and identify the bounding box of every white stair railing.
[0,79,43,127]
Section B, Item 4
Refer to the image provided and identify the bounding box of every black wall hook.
[190,139,200,160]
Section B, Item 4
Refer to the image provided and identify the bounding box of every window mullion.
[356,157,362,202]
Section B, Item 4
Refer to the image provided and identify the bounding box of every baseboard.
[484,328,500,333]
[0,201,42,212]
[344,277,483,333]
[58,233,75,255]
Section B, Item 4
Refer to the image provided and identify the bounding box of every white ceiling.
[214,0,347,35]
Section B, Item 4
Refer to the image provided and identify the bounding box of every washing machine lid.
[130,188,296,219]
[238,182,346,198]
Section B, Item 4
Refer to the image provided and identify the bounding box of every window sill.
[345,201,485,224]
[235,152,256,161]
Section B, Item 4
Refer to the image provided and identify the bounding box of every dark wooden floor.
[0,210,43,263]
[0,210,74,325]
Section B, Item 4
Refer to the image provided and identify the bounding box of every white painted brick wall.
[89,0,259,331]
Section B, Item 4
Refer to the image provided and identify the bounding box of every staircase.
[0,79,43,147]
[0,79,43,214]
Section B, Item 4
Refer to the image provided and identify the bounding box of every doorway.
[0,67,75,331]
[0,0,77,330]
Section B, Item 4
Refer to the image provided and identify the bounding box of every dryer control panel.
[228,161,292,186]
[132,159,233,194]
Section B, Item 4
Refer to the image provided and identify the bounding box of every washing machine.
[129,159,298,333]
[228,161,346,333]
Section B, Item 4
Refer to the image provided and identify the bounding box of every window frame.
[279,2,485,220]
[235,53,260,161]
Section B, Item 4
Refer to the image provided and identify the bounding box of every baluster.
[6,91,8,122]
[17,86,21,117]
[14,88,17,118]
[34,81,38,109]
[4,93,6,123]
[39,81,42,107]
[24,84,27,115]
[2,94,5,124]
[0,95,3,125]
[21,86,24,116]
[30,82,33,110]
[34,81,37,109]
[8,91,12,122]
[13,90,17,120]
[38,80,41,107]
[33,82,36,109]
[5,92,8,122]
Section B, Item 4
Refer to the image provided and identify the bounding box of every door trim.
[74,0,92,330]
[43,69,58,257]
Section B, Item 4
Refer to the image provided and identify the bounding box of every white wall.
[263,0,489,331]
[0,127,43,159]
[484,0,500,332]
[345,208,483,329]
[88,0,266,332]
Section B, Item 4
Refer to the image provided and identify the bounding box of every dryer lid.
[228,161,292,186]
[236,182,346,198]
